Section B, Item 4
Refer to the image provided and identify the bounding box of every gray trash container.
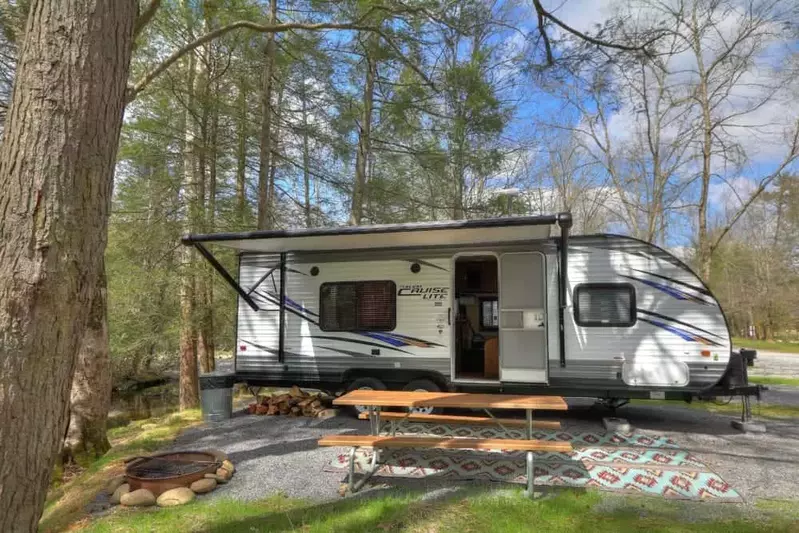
[200,373,236,422]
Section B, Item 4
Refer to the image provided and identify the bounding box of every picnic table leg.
[525,451,535,498]
[349,447,380,493]
[368,405,381,435]
[526,409,533,440]
[348,446,358,492]
[371,406,381,435]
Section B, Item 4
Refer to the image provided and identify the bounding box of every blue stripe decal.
[358,331,409,347]
[250,292,441,349]
[621,275,711,305]
[640,318,722,346]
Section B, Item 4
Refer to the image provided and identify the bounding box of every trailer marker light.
[240,345,247,351]
[700,350,711,357]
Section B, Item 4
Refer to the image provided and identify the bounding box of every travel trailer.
[185,213,759,408]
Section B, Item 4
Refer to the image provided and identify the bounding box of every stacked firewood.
[247,386,329,417]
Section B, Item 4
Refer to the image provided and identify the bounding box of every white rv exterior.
[187,215,736,400]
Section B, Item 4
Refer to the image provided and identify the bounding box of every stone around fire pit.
[110,484,129,505]
[190,478,217,493]
[216,467,233,481]
[204,472,228,484]
[156,487,195,507]
[121,489,156,507]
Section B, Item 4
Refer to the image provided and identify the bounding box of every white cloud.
[551,0,799,167]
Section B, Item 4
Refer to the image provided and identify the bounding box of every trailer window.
[574,283,636,327]
[319,281,396,332]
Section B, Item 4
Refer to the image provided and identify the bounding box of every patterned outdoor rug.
[324,423,742,502]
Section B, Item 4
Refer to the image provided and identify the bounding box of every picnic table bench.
[356,411,562,431]
[318,390,571,496]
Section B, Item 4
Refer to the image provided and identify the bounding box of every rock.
[204,473,228,484]
[105,475,127,494]
[221,459,235,474]
[156,487,195,507]
[216,467,233,481]
[190,478,217,494]
[110,483,130,505]
[120,489,156,507]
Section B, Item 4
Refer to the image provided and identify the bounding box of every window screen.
[320,281,396,332]
[480,299,499,330]
[574,283,636,327]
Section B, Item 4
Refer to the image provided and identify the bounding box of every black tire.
[346,377,387,417]
[402,379,442,414]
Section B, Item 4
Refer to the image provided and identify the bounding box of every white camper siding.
[236,253,284,374]
[237,254,452,380]
[553,236,731,389]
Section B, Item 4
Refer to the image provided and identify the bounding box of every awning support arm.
[247,264,278,295]
[193,242,260,312]
[557,212,572,368]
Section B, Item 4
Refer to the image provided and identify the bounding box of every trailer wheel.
[346,377,387,417]
[402,379,442,415]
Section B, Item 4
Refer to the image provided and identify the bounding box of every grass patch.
[733,337,799,354]
[630,398,799,419]
[76,488,799,533]
[748,376,799,387]
[755,498,799,520]
[39,409,202,533]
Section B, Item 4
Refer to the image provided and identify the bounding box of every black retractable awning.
[182,214,560,254]
[184,213,573,367]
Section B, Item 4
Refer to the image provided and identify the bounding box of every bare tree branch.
[128,17,382,102]
[710,121,799,253]
[534,0,554,65]
[134,0,162,39]
[531,0,663,58]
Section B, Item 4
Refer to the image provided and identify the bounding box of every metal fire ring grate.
[126,452,219,480]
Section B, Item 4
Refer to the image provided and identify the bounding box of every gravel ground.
[758,384,799,408]
[748,350,799,378]
[166,392,799,505]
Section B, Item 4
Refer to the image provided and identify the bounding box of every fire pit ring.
[125,451,220,496]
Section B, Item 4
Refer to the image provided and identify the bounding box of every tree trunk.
[257,0,277,230]
[0,1,136,530]
[350,32,377,226]
[63,260,112,462]
[268,73,284,217]
[196,15,215,374]
[178,0,200,409]
[301,80,312,227]
[236,74,248,226]
[179,261,199,409]
[691,3,713,282]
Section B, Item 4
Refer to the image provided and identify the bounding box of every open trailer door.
[499,252,548,383]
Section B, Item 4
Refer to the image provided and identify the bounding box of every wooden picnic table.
[333,390,568,439]
[325,390,571,495]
